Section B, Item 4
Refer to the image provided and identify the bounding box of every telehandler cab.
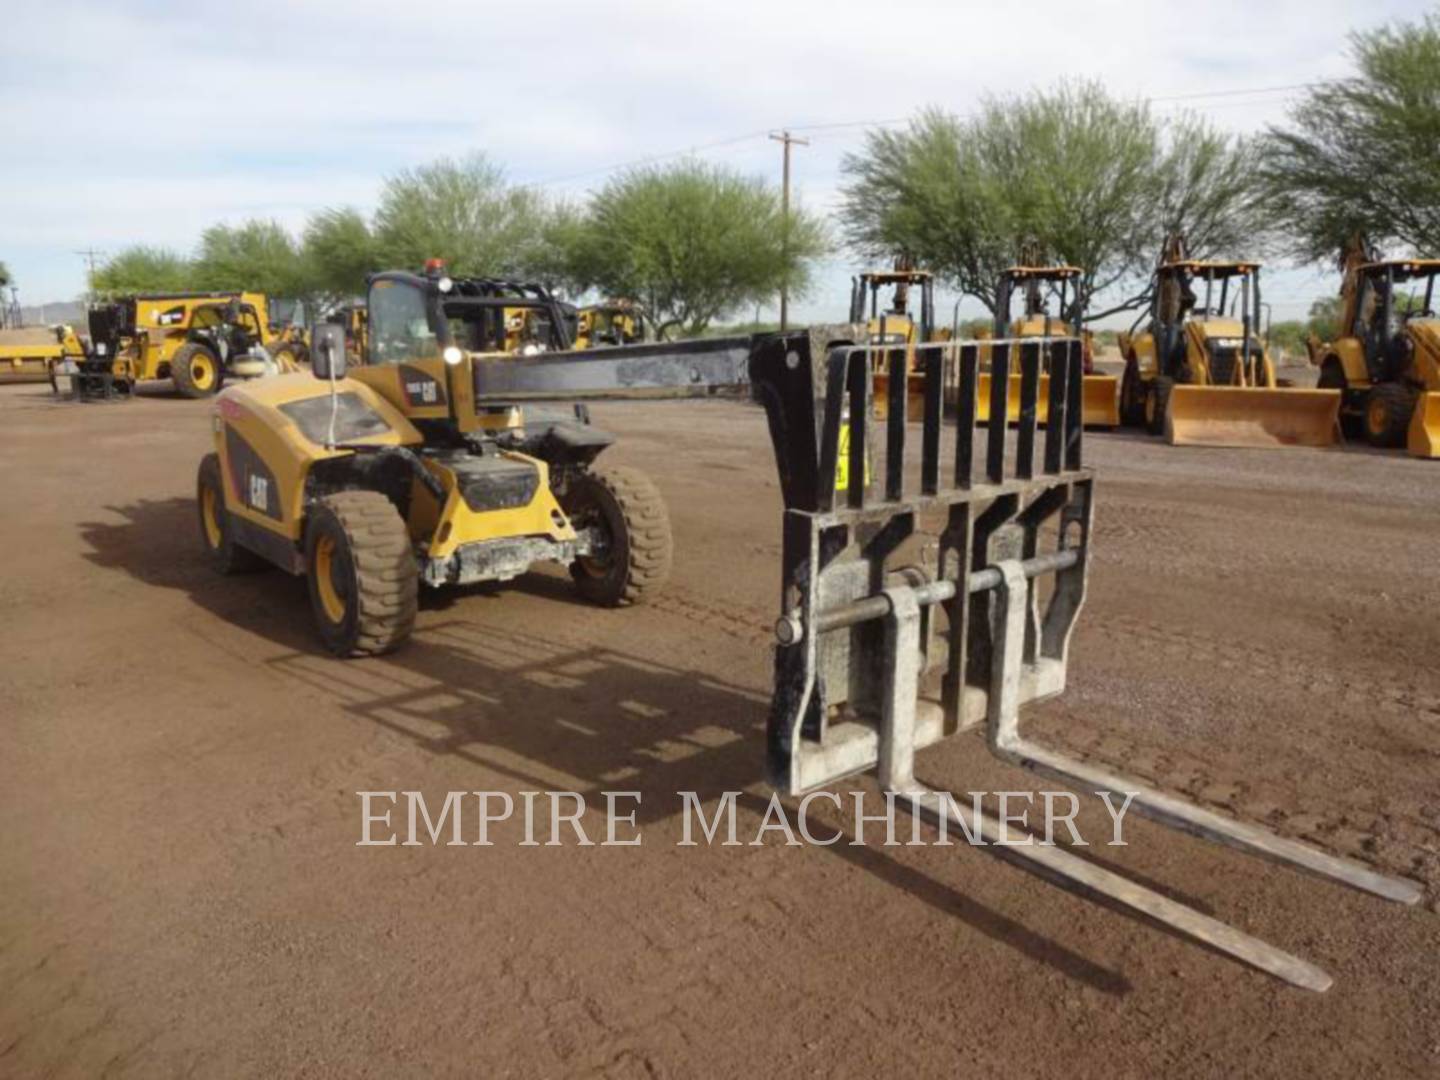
[198,262,1420,991]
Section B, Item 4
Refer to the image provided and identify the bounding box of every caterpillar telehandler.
[1118,239,1340,448]
[195,259,1418,991]
[67,291,304,399]
[977,264,1119,428]
[1309,236,1440,457]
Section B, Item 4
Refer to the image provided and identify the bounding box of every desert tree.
[1259,12,1440,262]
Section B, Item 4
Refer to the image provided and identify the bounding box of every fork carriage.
[748,332,1421,992]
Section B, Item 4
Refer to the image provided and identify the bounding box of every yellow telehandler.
[67,291,304,399]
[1309,237,1440,457]
[1118,242,1339,448]
[574,299,656,348]
[194,259,1418,990]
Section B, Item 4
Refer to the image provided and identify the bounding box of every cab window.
[369,280,440,365]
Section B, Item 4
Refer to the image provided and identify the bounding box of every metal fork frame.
[748,331,1421,993]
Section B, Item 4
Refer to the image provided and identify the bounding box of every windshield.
[369,279,440,365]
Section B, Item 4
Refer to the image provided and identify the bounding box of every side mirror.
[312,324,348,380]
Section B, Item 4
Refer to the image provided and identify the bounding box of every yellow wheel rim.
[1366,397,1387,438]
[201,485,222,548]
[314,535,347,624]
[192,355,216,391]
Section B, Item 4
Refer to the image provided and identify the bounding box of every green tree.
[839,83,1262,321]
[373,153,552,278]
[302,207,379,304]
[192,219,307,298]
[568,160,827,334]
[1307,295,1343,342]
[0,261,10,288]
[91,246,195,296]
[1259,13,1440,261]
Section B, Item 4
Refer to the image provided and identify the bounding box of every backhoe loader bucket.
[1408,391,1440,458]
[748,333,1418,991]
[1166,386,1341,449]
[975,373,1119,428]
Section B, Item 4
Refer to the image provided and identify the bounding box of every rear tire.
[1119,360,1147,427]
[1145,376,1174,436]
[564,465,672,607]
[1363,383,1418,448]
[304,492,417,656]
[172,342,222,398]
[197,453,266,574]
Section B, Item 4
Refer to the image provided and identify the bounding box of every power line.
[527,79,1332,192]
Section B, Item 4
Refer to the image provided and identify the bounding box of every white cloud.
[3,0,1430,315]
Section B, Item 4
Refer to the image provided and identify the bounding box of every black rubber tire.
[196,453,266,574]
[1145,376,1175,436]
[172,342,223,398]
[564,465,672,607]
[1363,383,1418,448]
[1119,359,1147,428]
[303,491,417,657]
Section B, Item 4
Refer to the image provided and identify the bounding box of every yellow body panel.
[1166,387,1340,449]
[422,453,574,562]
[1408,392,1440,458]
[0,326,84,383]
[214,372,421,541]
[972,373,1120,427]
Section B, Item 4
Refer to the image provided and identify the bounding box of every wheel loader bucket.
[975,373,1118,428]
[1165,386,1341,449]
[1407,391,1440,458]
[747,333,1418,991]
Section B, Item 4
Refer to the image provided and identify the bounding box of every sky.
[2,0,1433,325]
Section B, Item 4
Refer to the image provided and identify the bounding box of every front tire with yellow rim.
[304,491,417,657]
[1362,383,1417,448]
[196,453,265,574]
[172,342,223,398]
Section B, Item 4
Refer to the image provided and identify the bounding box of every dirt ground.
[2,374,1438,1078]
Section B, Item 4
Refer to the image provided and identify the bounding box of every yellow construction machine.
[574,299,655,349]
[321,302,369,365]
[977,265,1119,428]
[1118,246,1339,448]
[195,259,1421,990]
[1309,238,1440,457]
[848,267,938,417]
[0,324,86,385]
[66,291,305,399]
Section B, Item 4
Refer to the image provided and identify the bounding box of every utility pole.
[75,248,105,296]
[769,130,808,331]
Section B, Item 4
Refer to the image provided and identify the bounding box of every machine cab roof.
[1157,260,1260,278]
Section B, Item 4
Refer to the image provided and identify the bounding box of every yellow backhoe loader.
[1310,237,1440,457]
[574,299,656,349]
[195,259,1419,992]
[849,267,937,418]
[1118,243,1339,448]
[977,265,1119,428]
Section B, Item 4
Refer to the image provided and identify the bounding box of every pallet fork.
[748,333,1421,992]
